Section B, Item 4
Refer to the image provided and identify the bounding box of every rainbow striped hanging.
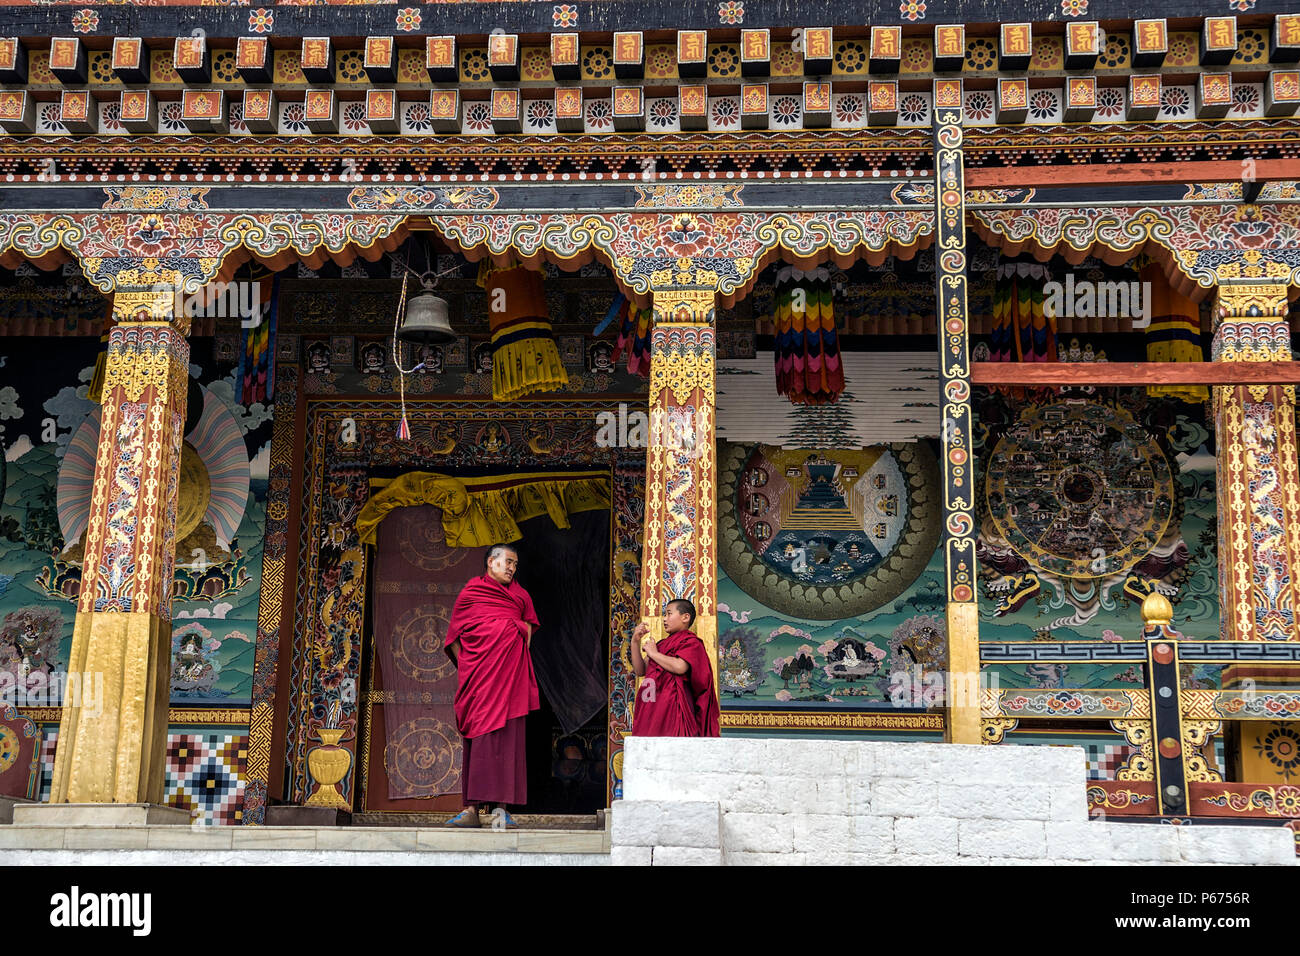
[991,259,1056,363]
[772,265,844,405]
[235,273,279,407]
[480,260,569,401]
[614,296,653,377]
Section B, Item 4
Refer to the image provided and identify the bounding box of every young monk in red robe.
[444,543,539,828]
[629,599,720,737]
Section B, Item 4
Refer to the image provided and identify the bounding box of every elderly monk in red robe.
[630,599,720,737]
[444,543,539,828]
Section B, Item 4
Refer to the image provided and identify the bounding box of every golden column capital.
[1211,281,1290,362]
[650,287,718,326]
[110,287,191,335]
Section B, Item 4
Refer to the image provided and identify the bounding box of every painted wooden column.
[932,79,981,745]
[639,288,719,695]
[1211,280,1300,644]
[48,289,190,804]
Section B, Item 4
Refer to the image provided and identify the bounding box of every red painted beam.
[971,362,1300,386]
[965,159,1300,190]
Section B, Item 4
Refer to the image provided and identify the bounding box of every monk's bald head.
[485,544,519,584]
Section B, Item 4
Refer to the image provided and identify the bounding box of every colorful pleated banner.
[235,273,279,407]
[991,259,1057,363]
[479,260,569,401]
[1141,260,1207,404]
[613,296,653,377]
[772,265,844,405]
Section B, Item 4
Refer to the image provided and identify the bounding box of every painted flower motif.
[1096,86,1124,118]
[710,45,740,77]
[710,97,739,127]
[404,102,431,133]
[582,48,612,79]
[527,99,555,128]
[966,38,997,71]
[717,1,744,25]
[836,42,867,73]
[899,93,928,124]
[100,101,122,133]
[248,8,274,34]
[71,8,98,34]
[648,98,678,129]
[1236,29,1266,63]
[1060,0,1088,15]
[552,4,579,28]
[395,8,422,32]
[584,98,612,130]
[772,95,800,126]
[461,50,489,82]
[1160,86,1191,116]
[39,103,66,134]
[648,45,676,77]
[281,102,307,134]
[899,0,927,21]
[156,101,188,132]
[1229,0,1256,9]
[1098,35,1130,69]
[1028,89,1060,121]
[228,103,246,134]
[834,94,864,123]
[342,102,368,132]
[464,101,492,132]
[1231,84,1261,114]
[964,90,993,121]
[1167,34,1196,65]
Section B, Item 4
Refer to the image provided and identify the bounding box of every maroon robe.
[631,629,721,738]
[446,573,540,740]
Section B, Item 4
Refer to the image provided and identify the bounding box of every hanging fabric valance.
[356,470,611,547]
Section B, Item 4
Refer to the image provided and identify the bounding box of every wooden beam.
[971,361,1300,386]
[965,159,1300,190]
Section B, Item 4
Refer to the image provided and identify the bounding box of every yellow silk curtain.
[356,470,611,547]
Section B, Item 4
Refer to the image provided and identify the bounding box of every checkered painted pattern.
[165,732,248,826]
[36,728,249,826]
[1087,743,1138,781]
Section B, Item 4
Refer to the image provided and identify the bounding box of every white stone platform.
[0,823,611,866]
[611,738,1298,866]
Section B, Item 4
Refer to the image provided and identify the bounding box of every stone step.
[0,823,611,857]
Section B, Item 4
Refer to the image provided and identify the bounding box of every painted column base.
[48,611,172,805]
[946,602,981,745]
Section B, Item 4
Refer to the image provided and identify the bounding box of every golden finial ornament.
[1141,591,1173,627]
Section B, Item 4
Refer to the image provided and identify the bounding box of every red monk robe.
[631,629,721,737]
[446,573,540,740]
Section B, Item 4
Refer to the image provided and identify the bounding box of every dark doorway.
[512,508,610,815]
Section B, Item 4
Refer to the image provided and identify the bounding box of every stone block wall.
[610,738,1296,866]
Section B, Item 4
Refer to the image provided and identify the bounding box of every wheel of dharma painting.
[984,401,1177,579]
[717,441,940,620]
[391,604,456,684]
[385,717,461,796]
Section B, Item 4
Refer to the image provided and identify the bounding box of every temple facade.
[0,0,1298,859]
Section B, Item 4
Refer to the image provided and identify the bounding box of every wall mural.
[715,439,947,708]
[974,387,1218,654]
[0,319,269,821]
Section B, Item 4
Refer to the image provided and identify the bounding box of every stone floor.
[0,821,612,865]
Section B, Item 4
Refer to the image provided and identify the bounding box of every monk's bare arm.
[446,639,461,666]
[644,645,689,676]
[629,623,648,677]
